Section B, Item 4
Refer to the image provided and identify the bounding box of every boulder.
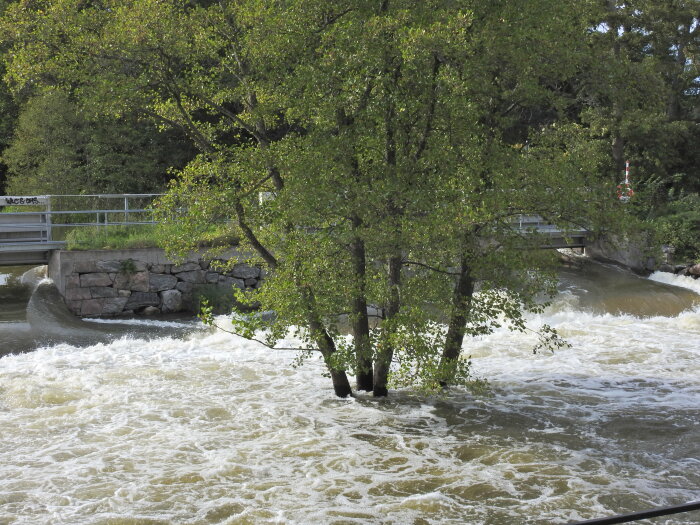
[80,273,112,287]
[205,271,220,284]
[102,297,129,315]
[657,264,675,273]
[113,271,149,292]
[149,263,169,274]
[176,270,207,283]
[160,289,183,313]
[229,264,260,280]
[176,281,194,294]
[688,264,700,276]
[142,306,161,315]
[80,299,105,316]
[219,275,245,290]
[149,273,178,292]
[91,287,119,298]
[171,262,201,273]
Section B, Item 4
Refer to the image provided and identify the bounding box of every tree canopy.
[0,0,697,396]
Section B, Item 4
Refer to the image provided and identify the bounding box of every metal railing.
[0,194,163,246]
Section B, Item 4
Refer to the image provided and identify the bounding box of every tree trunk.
[350,217,374,391]
[303,287,353,398]
[373,254,401,397]
[439,258,474,387]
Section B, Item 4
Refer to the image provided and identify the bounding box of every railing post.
[45,195,52,242]
[124,195,129,224]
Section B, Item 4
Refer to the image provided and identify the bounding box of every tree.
[2,90,196,195]
[2,0,617,397]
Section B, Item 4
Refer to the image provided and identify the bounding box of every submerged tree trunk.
[439,257,475,387]
[373,254,401,397]
[350,216,374,391]
[302,288,353,398]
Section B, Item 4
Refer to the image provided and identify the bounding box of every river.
[0,260,698,524]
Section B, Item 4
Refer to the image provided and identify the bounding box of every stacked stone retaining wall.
[48,248,262,317]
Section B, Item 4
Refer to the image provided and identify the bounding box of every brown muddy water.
[0,261,698,524]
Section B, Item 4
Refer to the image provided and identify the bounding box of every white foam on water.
[649,271,700,295]
[1,303,699,523]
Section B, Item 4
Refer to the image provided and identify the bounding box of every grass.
[64,223,240,251]
[64,224,161,250]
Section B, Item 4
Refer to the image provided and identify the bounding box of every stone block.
[149,263,167,274]
[65,287,92,301]
[118,289,132,297]
[102,297,129,315]
[142,306,161,315]
[160,289,183,313]
[171,262,201,273]
[199,260,210,270]
[219,275,245,290]
[244,278,257,288]
[113,271,149,292]
[229,264,260,280]
[95,260,123,273]
[205,271,220,284]
[65,274,80,289]
[176,281,194,294]
[80,273,112,287]
[125,292,160,310]
[177,270,206,283]
[66,300,82,314]
[149,273,178,292]
[80,299,106,316]
[91,287,118,298]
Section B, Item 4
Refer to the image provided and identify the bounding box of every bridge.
[0,195,590,267]
[0,194,160,266]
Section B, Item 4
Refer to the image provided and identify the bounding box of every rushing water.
[0,261,699,524]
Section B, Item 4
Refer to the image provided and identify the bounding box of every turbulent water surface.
[0,261,698,524]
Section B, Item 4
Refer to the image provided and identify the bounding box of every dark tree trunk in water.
[439,258,474,387]
[350,221,374,391]
[373,254,401,397]
[302,288,353,398]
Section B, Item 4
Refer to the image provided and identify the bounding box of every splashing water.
[0,265,698,524]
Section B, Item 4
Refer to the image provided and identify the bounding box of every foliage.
[1,90,196,195]
[0,0,688,399]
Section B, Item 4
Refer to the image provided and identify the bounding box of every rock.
[102,297,129,315]
[199,260,210,270]
[142,306,161,315]
[176,281,194,294]
[657,263,675,273]
[80,299,105,316]
[176,270,206,283]
[205,271,220,284]
[219,275,245,290]
[80,273,112,287]
[674,265,688,274]
[91,287,118,298]
[688,264,700,276]
[149,263,168,274]
[229,264,260,280]
[65,274,80,289]
[113,271,149,292]
[160,289,183,313]
[66,301,81,314]
[118,289,132,297]
[125,292,160,310]
[171,262,201,273]
[149,273,178,292]
[64,287,92,301]
[244,278,257,288]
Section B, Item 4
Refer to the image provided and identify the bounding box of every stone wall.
[48,248,262,317]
